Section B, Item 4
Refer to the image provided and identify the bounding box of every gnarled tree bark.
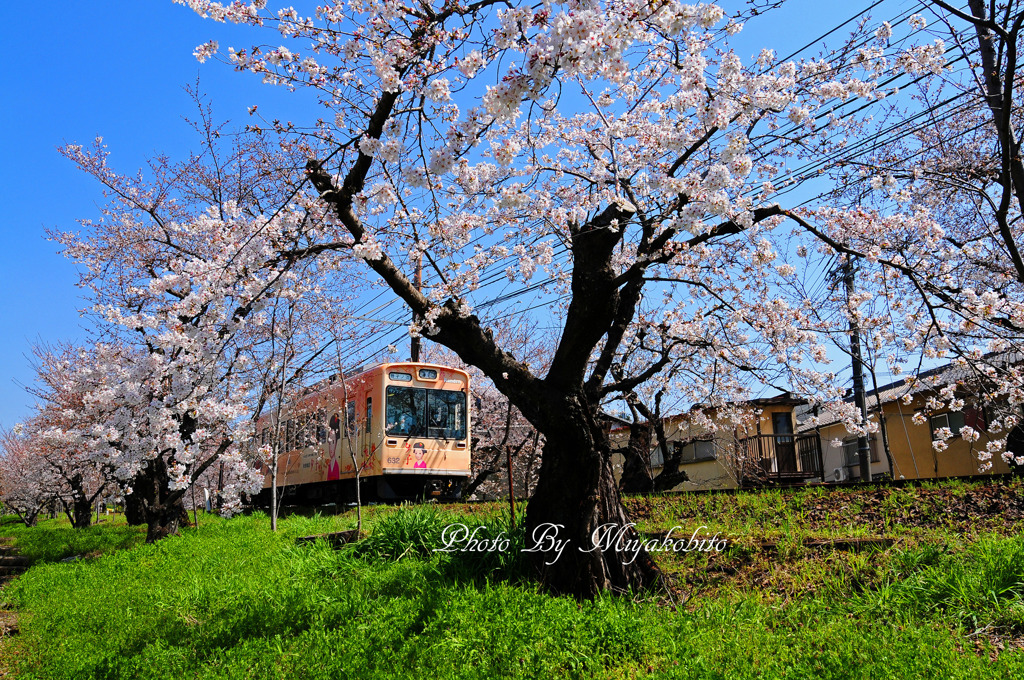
[126,456,191,542]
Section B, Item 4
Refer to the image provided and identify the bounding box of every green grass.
[852,535,1024,631]
[0,513,144,563]
[3,481,1024,679]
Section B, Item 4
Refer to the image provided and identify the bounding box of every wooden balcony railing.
[736,433,823,486]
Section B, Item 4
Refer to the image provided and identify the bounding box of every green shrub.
[352,504,462,560]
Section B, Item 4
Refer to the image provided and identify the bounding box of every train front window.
[386,386,466,439]
[426,390,466,439]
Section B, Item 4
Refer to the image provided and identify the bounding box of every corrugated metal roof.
[796,351,1024,432]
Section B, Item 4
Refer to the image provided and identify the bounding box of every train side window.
[302,414,314,447]
[316,409,327,443]
[329,412,340,444]
[346,401,357,436]
[366,397,373,433]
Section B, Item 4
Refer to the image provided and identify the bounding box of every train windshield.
[385,386,467,439]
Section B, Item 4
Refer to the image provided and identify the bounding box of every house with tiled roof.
[797,354,1023,482]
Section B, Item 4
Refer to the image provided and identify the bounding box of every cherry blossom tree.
[165,0,934,596]
[0,428,59,528]
[21,342,116,528]
[464,375,544,500]
[419,325,546,500]
[51,101,369,540]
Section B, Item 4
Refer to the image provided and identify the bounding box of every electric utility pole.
[411,253,423,362]
[843,257,872,483]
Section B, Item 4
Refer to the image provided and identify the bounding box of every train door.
[356,391,365,473]
[326,409,341,481]
[362,386,381,473]
[345,398,357,475]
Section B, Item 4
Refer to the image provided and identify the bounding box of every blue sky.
[0,0,887,429]
[0,1,294,429]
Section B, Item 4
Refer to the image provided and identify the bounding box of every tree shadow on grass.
[10,523,145,564]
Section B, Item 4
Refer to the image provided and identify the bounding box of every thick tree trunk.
[523,394,662,598]
[124,488,145,526]
[618,422,655,494]
[216,461,225,512]
[67,476,93,529]
[13,508,39,528]
[71,495,93,529]
[145,501,188,542]
[125,457,190,542]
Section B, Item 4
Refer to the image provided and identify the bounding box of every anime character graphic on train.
[253,362,470,504]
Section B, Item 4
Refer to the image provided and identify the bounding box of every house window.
[930,412,965,440]
[674,438,715,463]
[842,437,880,465]
[842,438,859,467]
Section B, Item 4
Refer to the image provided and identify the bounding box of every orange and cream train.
[253,362,471,504]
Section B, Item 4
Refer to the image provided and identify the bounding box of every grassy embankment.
[2,478,1024,679]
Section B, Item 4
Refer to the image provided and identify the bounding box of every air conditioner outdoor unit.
[832,467,848,482]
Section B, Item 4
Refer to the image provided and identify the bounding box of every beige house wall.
[813,395,1012,481]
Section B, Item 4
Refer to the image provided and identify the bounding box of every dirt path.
[0,538,24,678]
